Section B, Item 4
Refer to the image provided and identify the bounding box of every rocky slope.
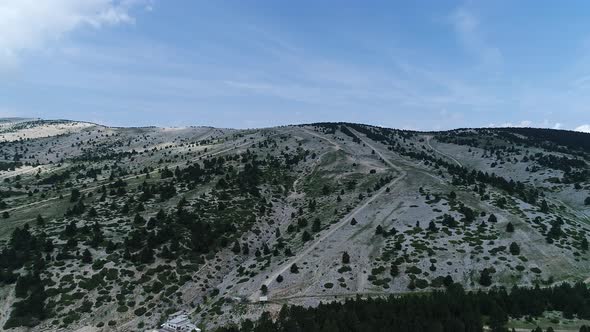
[0,119,588,331]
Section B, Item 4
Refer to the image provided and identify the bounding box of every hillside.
[0,119,589,332]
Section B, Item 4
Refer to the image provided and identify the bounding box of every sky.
[0,1,590,131]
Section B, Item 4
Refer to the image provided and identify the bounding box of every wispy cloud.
[575,124,590,133]
[449,7,502,69]
[0,0,149,68]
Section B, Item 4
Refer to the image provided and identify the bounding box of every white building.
[159,312,201,332]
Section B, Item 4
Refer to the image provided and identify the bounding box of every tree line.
[217,282,590,332]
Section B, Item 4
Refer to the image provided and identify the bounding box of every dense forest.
[217,283,590,332]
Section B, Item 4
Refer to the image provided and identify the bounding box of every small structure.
[259,296,268,302]
[158,311,201,332]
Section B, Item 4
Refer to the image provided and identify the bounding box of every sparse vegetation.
[0,120,588,331]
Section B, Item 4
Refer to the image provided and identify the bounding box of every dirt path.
[0,287,15,329]
[249,128,408,302]
[291,128,341,192]
[425,135,463,167]
[116,130,295,330]
[250,173,405,301]
[270,290,412,303]
[348,127,408,292]
[0,129,266,215]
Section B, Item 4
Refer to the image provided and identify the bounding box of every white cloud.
[575,124,590,133]
[0,0,145,67]
[449,7,502,68]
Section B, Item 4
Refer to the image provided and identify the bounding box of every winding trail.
[0,287,14,330]
[425,135,463,167]
[249,127,407,302]
[0,128,274,215]
[291,128,341,192]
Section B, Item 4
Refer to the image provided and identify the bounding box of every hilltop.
[0,119,589,331]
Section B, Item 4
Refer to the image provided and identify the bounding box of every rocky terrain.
[0,119,589,331]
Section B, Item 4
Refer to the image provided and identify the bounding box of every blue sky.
[1,0,590,131]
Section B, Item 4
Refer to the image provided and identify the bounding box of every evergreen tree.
[312,218,321,233]
[375,225,384,235]
[443,275,454,288]
[342,252,350,264]
[390,263,399,277]
[488,214,498,223]
[81,248,92,263]
[231,241,241,254]
[509,242,521,255]
[479,268,493,286]
[138,246,154,264]
[506,222,515,233]
[302,231,311,242]
[35,214,44,226]
[582,237,589,251]
[87,207,97,218]
[64,220,77,237]
[70,188,80,202]
[428,221,438,232]
[540,200,549,213]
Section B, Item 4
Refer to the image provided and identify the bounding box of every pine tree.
[36,214,44,226]
[506,222,515,233]
[342,252,350,264]
[582,237,589,251]
[138,246,154,264]
[70,188,80,202]
[81,248,92,263]
[540,200,549,213]
[488,214,498,223]
[302,231,311,242]
[312,218,321,233]
[231,241,241,254]
[87,207,97,218]
[443,275,454,287]
[375,225,384,235]
[479,268,493,286]
[64,220,77,237]
[390,263,399,277]
[428,221,438,232]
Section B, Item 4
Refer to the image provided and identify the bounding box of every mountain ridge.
[0,118,588,331]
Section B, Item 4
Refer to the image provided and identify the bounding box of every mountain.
[0,119,589,331]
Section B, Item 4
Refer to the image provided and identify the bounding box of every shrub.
[134,307,146,316]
